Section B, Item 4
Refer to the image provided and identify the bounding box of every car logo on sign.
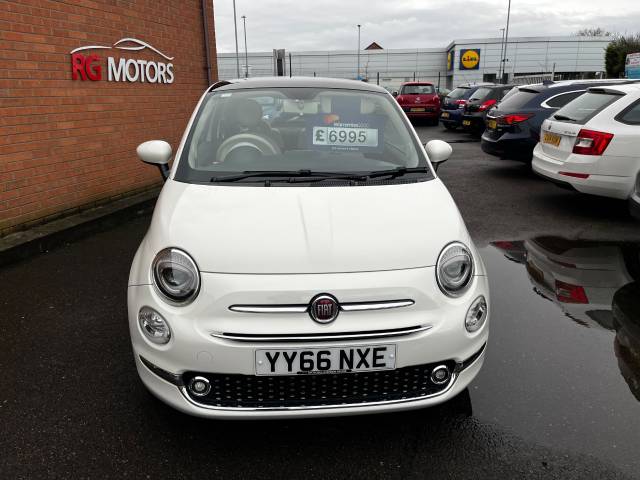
[309,294,340,323]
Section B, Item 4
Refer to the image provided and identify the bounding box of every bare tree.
[573,27,613,37]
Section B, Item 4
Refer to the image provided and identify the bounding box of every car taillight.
[478,99,497,112]
[555,280,588,304]
[455,99,467,109]
[572,129,613,156]
[498,113,534,125]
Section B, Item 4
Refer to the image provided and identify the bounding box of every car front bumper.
[532,143,635,200]
[128,267,489,419]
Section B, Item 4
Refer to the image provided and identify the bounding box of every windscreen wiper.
[210,170,368,183]
[210,167,431,184]
[286,166,432,183]
[364,166,431,179]
[553,114,577,122]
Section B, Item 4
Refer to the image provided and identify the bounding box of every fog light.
[138,307,171,344]
[430,365,451,385]
[465,295,487,333]
[188,376,211,396]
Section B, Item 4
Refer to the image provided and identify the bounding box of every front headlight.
[152,248,200,304]
[436,242,474,297]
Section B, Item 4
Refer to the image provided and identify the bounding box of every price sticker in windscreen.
[313,126,379,148]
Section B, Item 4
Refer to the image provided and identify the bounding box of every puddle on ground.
[472,237,640,475]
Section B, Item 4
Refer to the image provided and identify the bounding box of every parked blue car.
[440,84,489,130]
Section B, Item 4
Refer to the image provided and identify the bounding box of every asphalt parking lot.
[2,123,639,479]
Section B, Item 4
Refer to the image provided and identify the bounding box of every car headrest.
[230,98,263,128]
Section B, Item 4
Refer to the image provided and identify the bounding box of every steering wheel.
[215,133,281,164]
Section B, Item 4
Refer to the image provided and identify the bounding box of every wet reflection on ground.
[474,237,640,475]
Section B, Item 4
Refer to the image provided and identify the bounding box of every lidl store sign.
[459,49,480,70]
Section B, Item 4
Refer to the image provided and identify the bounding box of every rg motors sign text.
[70,38,174,84]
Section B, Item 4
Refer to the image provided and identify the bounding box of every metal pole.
[289,52,292,77]
[498,28,505,81]
[377,71,379,85]
[357,24,361,80]
[502,0,511,84]
[241,15,248,78]
[232,0,240,78]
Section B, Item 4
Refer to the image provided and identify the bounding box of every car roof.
[402,82,434,86]
[586,83,640,94]
[516,79,639,93]
[212,76,389,94]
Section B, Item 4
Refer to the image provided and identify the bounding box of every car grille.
[182,360,457,409]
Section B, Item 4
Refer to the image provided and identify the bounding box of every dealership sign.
[70,38,174,84]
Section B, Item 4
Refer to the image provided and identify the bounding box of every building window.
[483,73,497,83]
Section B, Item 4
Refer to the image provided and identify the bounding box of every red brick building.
[0,0,218,236]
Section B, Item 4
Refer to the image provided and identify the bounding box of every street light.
[241,15,248,78]
[357,24,361,80]
[501,0,512,84]
[498,28,505,81]
[233,0,240,78]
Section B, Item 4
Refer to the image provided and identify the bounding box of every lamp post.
[498,28,505,81]
[501,0,512,84]
[232,0,240,78]
[241,15,248,78]
[357,24,361,80]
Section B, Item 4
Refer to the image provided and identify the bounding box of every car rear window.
[497,89,539,110]
[616,100,640,125]
[544,90,585,108]
[469,87,492,101]
[553,90,624,124]
[447,87,471,100]
[400,84,435,95]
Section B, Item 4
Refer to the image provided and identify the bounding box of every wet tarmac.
[1,124,639,479]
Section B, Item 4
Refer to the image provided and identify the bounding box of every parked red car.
[394,82,441,124]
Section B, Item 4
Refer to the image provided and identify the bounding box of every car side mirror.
[136,140,172,180]
[424,140,452,171]
[392,91,398,97]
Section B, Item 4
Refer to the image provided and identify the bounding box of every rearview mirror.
[137,140,172,180]
[424,140,452,171]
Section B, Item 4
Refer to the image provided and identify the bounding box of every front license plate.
[543,131,561,147]
[441,111,450,118]
[255,344,397,376]
[462,119,471,126]
[487,119,497,130]
[410,107,425,112]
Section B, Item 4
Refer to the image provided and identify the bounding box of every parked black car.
[440,84,491,130]
[481,79,639,160]
[462,84,515,134]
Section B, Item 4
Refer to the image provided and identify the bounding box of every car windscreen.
[469,87,492,101]
[552,90,624,124]
[446,87,471,100]
[496,88,540,110]
[400,84,435,95]
[175,87,430,183]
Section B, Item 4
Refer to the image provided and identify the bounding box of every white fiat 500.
[533,83,640,199]
[129,77,489,418]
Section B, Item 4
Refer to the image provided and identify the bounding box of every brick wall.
[0,0,218,236]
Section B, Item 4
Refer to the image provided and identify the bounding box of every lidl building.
[218,36,611,92]
[1,1,217,236]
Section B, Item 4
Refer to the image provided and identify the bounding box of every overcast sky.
[213,0,640,52]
